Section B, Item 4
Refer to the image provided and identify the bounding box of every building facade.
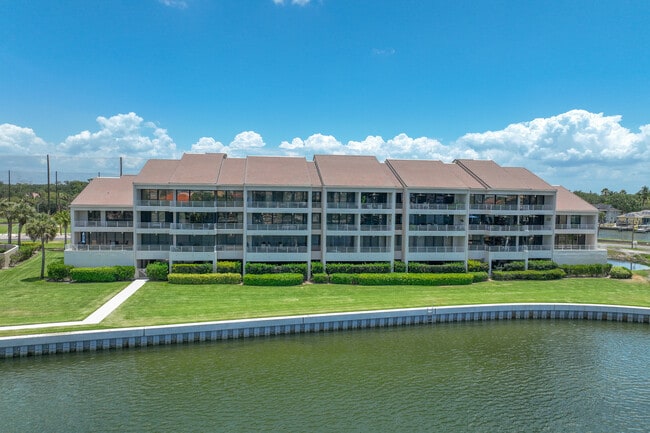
[65,154,606,273]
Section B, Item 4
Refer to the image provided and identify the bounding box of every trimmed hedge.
[9,244,39,265]
[470,271,489,283]
[47,262,73,281]
[216,261,242,274]
[501,261,526,271]
[70,266,135,282]
[172,263,212,274]
[326,262,391,274]
[311,261,324,275]
[168,273,242,284]
[146,262,169,281]
[561,263,612,278]
[393,261,407,273]
[311,273,329,283]
[468,260,489,272]
[609,266,632,279]
[245,263,308,279]
[329,272,473,286]
[243,273,304,286]
[528,260,559,270]
[407,262,466,273]
[491,269,566,281]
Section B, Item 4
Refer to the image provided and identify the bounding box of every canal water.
[1,321,649,432]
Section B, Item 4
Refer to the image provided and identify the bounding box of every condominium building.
[65,153,606,273]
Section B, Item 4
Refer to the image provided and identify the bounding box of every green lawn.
[0,248,128,327]
[102,276,650,328]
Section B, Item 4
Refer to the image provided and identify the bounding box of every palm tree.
[14,201,36,247]
[25,213,58,279]
[637,186,650,208]
[0,199,16,244]
[600,188,612,197]
[53,210,71,248]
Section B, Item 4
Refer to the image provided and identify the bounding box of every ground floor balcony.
[404,246,466,262]
[65,248,134,268]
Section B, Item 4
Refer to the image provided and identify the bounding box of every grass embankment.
[0,245,127,327]
[102,275,650,328]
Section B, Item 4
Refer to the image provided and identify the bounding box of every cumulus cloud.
[273,0,311,6]
[190,131,266,157]
[159,0,188,9]
[0,124,49,154]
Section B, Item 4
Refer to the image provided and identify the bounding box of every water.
[608,259,650,270]
[1,321,649,432]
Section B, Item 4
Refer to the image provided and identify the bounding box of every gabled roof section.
[386,159,485,190]
[314,155,401,188]
[71,176,135,207]
[454,159,555,191]
[555,186,598,213]
[216,157,246,186]
[244,156,319,187]
[168,153,225,184]
[133,159,179,185]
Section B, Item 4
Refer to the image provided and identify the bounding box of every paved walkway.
[0,279,148,332]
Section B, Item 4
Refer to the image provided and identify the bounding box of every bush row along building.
[65,153,605,273]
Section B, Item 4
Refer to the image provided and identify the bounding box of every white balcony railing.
[409,224,465,232]
[359,247,391,253]
[554,244,601,250]
[326,202,358,209]
[409,203,465,210]
[247,224,308,231]
[326,224,358,231]
[408,246,465,253]
[360,225,391,231]
[136,200,172,207]
[248,201,308,208]
[74,221,133,228]
[137,222,172,229]
[555,224,597,230]
[360,203,391,209]
[247,246,308,253]
[66,244,133,251]
[171,223,216,230]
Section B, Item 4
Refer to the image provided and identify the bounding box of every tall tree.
[53,210,71,248]
[0,199,16,244]
[637,186,650,208]
[14,200,36,247]
[25,213,58,279]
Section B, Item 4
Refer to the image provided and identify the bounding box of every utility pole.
[47,155,51,214]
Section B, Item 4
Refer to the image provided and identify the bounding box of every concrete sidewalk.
[0,279,148,332]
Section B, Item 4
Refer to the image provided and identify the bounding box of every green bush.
[491,269,566,281]
[528,260,559,270]
[172,263,212,274]
[501,261,526,271]
[146,262,169,281]
[311,273,329,283]
[393,261,406,272]
[407,262,466,273]
[47,262,73,281]
[609,266,632,279]
[9,244,39,265]
[245,263,308,279]
[70,266,135,282]
[470,271,489,283]
[328,273,473,286]
[326,262,391,274]
[243,273,304,286]
[561,263,612,277]
[216,261,242,274]
[168,273,242,284]
[467,260,489,272]
[311,261,324,275]
[329,273,360,284]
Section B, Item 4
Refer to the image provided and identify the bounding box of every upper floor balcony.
[409,203,466,211]
[248,201,309,209]
[555,223,597,231]
[247,223,309,231]
[74,221,133,228]
[409,224,465,232]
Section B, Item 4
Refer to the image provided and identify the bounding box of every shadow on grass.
[21,277,44,283]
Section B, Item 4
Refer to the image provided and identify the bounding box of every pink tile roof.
[244,156,320,187]
[386,159,485,189]
[169,153,225,184]
[314,155,401,188]
[216,157,246,186]
[555,185,598,213]
[454,159,555,191]
[133,159,179,184]
[70,175,135,207]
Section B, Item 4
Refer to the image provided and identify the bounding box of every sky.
[1,0,650,192]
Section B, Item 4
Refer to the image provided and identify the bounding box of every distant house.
[616,210,650,227]
[595,204,621,224]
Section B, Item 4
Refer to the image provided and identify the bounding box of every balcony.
[171,223,216,231]
[326,224,358,231]
[215,222,244,230]
[174,200,217,208]
[409,224,465,232]
[554,244,600,250]
[248,201,308,209]
[138,244,171,251]
[66,244,133,251]
[555,224,597,230]
[359,246,391,253]
[360,224,391,231]
[409,203,465,210]
[408,246,465,253]
[137,222,171,229]
[247,246,308,253]
[326,202,358,209]
[216,200,244,208]
[136,200,172,207]
[247,224,308,231]
[74,221,133,228]
[360,202,391,210]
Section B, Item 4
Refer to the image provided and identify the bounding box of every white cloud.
[159,0,188,9]
[190,131,266,157]
[0,124,49,154]
[273,0,311,6]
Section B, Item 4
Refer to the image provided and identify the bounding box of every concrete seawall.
[2,303,649,358]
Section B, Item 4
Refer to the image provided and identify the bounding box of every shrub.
[491,269,566,281]
[216,261,242,274]
[47,262,73,281]
[470,271,489,283]
[9,244,39,265]
[326,262,391,274]
[407,262,466,273]
[328,273,473,286]
[245,263,308,279]
[311,273,329,283]
[168,273,242,284]
[311,261,324,275]
[467,260,489,272]
[501,261,525,271]
[146,262,169,281]
[70,266,135,282]
[393,261,406,273]
[329,273,360,284]
[528,260,559,270]
[561,264,612,278]
[172,263,212,274]
[243,273,304,286]
[609,266,632,279]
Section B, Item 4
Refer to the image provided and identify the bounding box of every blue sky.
[1,0,650,192]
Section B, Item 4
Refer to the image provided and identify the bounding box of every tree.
[25,213,58,279]
[53,210,71,248]
[0,199,16,244]
[13,201,36,247]
[637,186,650,208]
[601,188,612,196]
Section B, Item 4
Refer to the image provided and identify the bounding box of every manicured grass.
[102,276,650,327]
[0,249,128,327]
